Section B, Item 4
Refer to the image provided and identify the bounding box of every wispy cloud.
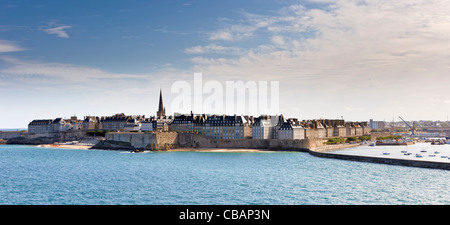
[0,56,147,82]
[188,0,450,119]
[121,35,139,39]
[152,25,191,35]
[208,25,257,41]
[196,0,450,81]
[184,44,241,55]
[43,25,72,38]
[0,40,25,53]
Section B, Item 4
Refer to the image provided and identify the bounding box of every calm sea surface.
[1,144,450,205]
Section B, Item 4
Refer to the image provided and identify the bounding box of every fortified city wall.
[4,130,86,144]
[0,131,26,140]
[104,132,326,151]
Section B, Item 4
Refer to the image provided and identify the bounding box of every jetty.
[375,141,414,146]
[309,149,450,171]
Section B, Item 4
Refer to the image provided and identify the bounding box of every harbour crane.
[398,116,416,135]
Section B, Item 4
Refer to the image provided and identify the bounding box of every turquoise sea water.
[1,144,450,205]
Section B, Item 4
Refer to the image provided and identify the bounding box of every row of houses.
[28,113,370,140]
[169,113,370,140]
[171,113,253,139]
[28,113,172,134]
[277,118,370,140]
[28,116,83,133]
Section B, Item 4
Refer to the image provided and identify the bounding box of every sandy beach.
[167,148,271,153]
[36,145,271,152]
[36,144,93,150]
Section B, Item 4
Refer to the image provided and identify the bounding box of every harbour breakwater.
[309,150,450,170]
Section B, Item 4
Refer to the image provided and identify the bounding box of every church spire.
[157,89,165,118]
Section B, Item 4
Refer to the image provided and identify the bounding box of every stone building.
[194,114,252,139]
[252,115,284,139]
[332,120,347,137]
[361,122,371,135]
[100,113,145,131]
[193,114,206,134]
[345,122,357,136]
[278,118,305,140]
[153,116,172,132]
[141,118,154,132]
[303,120,326,139]
[28,116,83,134]
[354,123,363,136]
[28,119,53,133]
[83,116,100,130]
[170,112,195,132]
[68,116,83,131]
[124,123,141,132]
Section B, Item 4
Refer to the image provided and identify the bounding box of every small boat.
[401,150,407,153]
[435,151,440,154]
[369,142,376,147]
[382,152,390,155]
[441,155,447,158]
[421,149,427,153]
[429,154,436,157]
[404,153,412,156]
[416,153,423,158]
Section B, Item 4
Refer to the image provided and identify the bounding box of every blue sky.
[1,0,450,128]
[1,0,305,72]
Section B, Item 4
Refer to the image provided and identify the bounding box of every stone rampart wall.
[6,130,86,144]
[0,131,26,139]
[156,132,179,145]
[178,132,318,150]
[106,132,156,149]
[106,132,326,151]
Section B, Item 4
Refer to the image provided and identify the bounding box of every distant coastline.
[167,148,271,153]
[0,128,27,132]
